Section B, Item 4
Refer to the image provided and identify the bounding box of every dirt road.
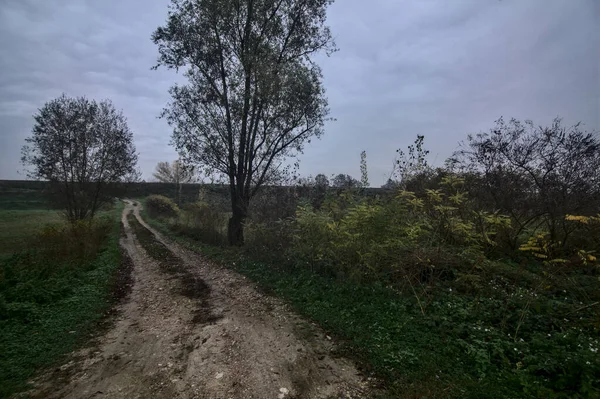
[30,201,370,398]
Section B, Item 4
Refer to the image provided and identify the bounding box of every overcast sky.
[1,0,598,186]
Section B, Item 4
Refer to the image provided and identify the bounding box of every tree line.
[20,0,599,251]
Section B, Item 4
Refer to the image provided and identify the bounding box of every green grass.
[0,203,125,398]
[0,210,63,259]
[0,186,52,211]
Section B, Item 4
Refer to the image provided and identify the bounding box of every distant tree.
[332,174,359,189]
[153,159,196,205]
[21,94,138,221]
[153,159,195,184]
[453,117,600,247]
[153,0,336,245]
[392,135,430,187]
[293,174,329,209]
[315,174,329,188]
[381,178,399,190]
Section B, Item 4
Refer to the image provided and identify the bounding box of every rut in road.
[29,201,371,399]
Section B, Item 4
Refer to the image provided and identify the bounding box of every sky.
[0,0,598,186]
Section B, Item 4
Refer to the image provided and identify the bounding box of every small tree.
[21,94,138,221]
[153,159,196,205]
[315,173,329,188]
[153,0,336,245]
[392,135,430,186]
[453,117,600,247]
[381,178,400,190]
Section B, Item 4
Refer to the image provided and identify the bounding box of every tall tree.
[153,159,196,205]
[21,94,138,221]
[152,0,336,245]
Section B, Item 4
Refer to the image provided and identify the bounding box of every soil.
[28,201,372,399]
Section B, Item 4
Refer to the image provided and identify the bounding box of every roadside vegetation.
[143,118,600,398]
[0,203,126,398]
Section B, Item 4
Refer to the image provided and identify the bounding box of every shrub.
[36,218,112,263]
[245,218,295,261]
[171,202,227,246]
[145,195,179,218]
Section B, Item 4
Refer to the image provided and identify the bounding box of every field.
[0,181,54,211]
[0,195,126,398]
[0,210,62,259]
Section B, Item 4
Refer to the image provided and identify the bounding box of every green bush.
[245,217,299,266]
[145,195,179,218]
[243,180,599,397]
[36,218,112,262]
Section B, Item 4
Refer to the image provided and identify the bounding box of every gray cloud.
[1,0,598,185]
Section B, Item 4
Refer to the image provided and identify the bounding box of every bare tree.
[152,0,336,245]
[391,135,431,188]
[21,94,138,221]
[452,117,600,247]
[153,159,196,205]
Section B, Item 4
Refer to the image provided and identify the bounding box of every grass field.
[0,210,63,259]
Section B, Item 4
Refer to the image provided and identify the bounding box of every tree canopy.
[331,173,359,189]
[153,159,197,205]
[21,94,138,221]
[153,159,196,184]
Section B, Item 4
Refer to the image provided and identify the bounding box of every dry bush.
[170,202,227,246]
[146,195,179,218]
[36,218,113,263]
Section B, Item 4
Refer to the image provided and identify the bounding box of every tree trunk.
[228,206,246,246]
